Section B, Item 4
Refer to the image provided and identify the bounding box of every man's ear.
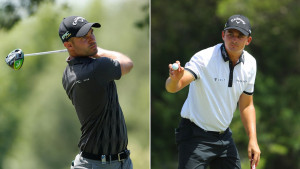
[222,31,225,41]
[246,36,252,46]
[63,41,73,49]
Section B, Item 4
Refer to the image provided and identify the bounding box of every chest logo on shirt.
[214,78,226,82]
[75,78,90,84]
[236,79,248,83]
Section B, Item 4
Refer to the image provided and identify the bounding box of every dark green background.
[151,0,300,169]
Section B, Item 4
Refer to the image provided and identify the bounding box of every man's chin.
[91,48,98,56]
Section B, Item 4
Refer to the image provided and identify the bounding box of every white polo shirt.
[181,43,257,132]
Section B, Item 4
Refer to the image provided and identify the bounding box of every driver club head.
[5,49,24,70]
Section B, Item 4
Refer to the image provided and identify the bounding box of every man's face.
[222,29,252,55]
[69,28,98,57]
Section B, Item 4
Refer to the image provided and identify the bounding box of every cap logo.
[62,31,71,40]
[73,17,85,26]
[231,17,246,24]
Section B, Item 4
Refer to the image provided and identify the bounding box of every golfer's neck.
[227,51,243,65]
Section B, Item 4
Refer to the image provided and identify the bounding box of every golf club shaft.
[24,49,67,57]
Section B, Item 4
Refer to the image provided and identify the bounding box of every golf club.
[5,48,67,70]
[250,154,256,169]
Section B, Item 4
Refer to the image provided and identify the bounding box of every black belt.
[181,118,229,135]
[82,150,130,163]
[201,127,229,135]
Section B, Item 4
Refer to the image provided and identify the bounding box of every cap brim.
[76,22,101,37]
[224,27,250,36]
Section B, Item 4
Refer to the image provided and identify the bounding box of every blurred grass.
[0,0,149,169]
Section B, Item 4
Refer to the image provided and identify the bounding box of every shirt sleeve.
[243,59,257,95]
[93,57,122,82]
[184,52,204,80]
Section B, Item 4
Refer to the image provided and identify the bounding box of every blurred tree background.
[0,0,149,169]
[152,0,300,169]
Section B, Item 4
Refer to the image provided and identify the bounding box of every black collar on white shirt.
[220,44,245,87]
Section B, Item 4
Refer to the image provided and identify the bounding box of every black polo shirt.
[62,56,128,155]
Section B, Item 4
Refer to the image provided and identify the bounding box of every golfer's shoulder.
[243,50,256,65]
[92,57,120,72]
[93,57,116,65]
[192,44,220,63]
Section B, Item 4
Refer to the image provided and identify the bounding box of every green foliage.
[0,0,149,169]
[0,2,20,30]
[152,0,300,169]
[151,0,224,168]
[0,0,54,30]
[135,4,149,30]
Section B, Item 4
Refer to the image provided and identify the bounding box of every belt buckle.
[118,152,124,161]
[101,155,106,164]
[219,129,226,134]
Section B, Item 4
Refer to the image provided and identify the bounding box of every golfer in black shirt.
[59,16,133,169]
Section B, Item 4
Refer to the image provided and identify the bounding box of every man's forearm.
[240,105,257,138]
[94,47,133,75]
[239,94,261,166]
[165,77,181,93]
[166,69,195,93]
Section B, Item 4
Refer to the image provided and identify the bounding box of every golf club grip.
[250,154,256,169]
[24,49,67,57]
